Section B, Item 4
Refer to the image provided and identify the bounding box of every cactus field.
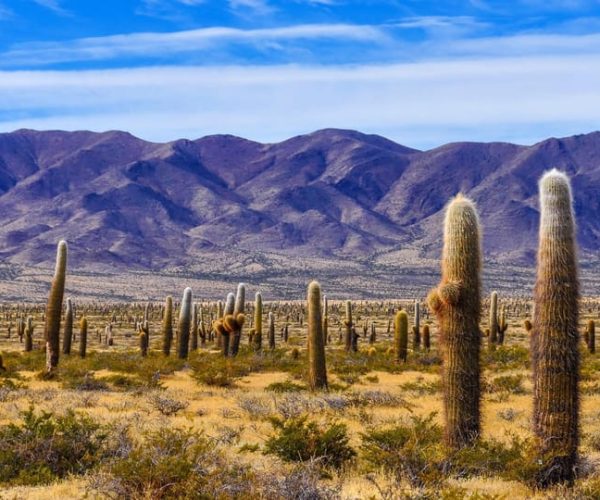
[0,171,595,498]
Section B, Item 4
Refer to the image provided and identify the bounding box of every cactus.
[229,283,245,356]
[423,324,431,351]
[587,320,596,354]
[413,301,421,350]
[268,311,275,350]
[253,292,262,352]
[44,240,67,374]
[177,288,192,359]
[322,295,328,345]
[344,300,353,351]
[139,323,148,357]
[307,281,327,391]
[219,293,235,356]
[190,303,198,351]
[497,308,508,345]
[427,194,481,450]
[531,170,579,488]
[394,310,408,363]
[62,298,73,355]
[162,296,173,356]
[79,316,87,358]
[489,291,498,348]
[25,317,33,352]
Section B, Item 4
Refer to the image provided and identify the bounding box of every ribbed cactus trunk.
[253,292,262,352]
[532,170,579,488]
[394,310,408,363]
[44,240,67,374]
[162,296,173,356]
[177,288,192,359]
[307,281,327,391]
[268,312,275,350]
[427,195,481,450]
[79,316,87,358]
[62,298,73,355]
[344,301,353,351]
[25,317,33,352]
[229,283,245,356]
[489,291,498,349]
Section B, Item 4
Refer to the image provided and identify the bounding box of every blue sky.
[1,0,600,148]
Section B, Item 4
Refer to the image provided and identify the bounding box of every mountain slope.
[0,127,598,272]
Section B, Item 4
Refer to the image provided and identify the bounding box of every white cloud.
[228,0,275,16]
[31,0,70,16]
[1,55,599,149]
[2,23,387,67]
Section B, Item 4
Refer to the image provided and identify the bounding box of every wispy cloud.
[1,55,599,148]
[31,0,71,16]
[1,24,388,67]
[228,0,275,16]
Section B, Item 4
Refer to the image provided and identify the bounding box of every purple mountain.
[0,128,598,272]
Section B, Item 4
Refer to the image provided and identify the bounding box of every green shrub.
[0,405,110,486]
[482,345,529,371]
[360,413,444,487]
[264,415,355,470]
[266,380,306,393]
[92,427,258,499]
[486,374,525,395]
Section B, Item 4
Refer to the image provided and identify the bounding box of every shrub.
[149,393,189,416]
[266,380,306,393]
[360,413,444,487]
[264,415,355,470]
[0,405,110,486]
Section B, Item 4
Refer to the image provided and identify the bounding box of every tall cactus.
[394,310,408,363]
[307,281,327,390]
[253,292,262,352]
[25,316,33,352]
[190,303,199,351]
[423,324,431,351]
[62,298,73,355]
[322,295,328,345]
[413,301,421,350]
[229,283,246,356]
[344,300,353,351]
[162,296,173,356]
[489,291,498,348]
[427,194,481,450]
[587,320,596,354]
[79,316,87,358]
[532,170,579,487]
[44,240,67,374]
[177,288,192,359]
[268,311,275,350]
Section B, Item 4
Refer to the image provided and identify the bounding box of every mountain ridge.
[0,127,599,273]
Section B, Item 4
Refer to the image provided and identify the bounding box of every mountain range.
[0,127,599,278]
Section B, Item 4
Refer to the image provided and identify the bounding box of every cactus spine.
[44,240,67,374]
[427,194,482,450]
[394,310,408,363]
[162,296,173,356]
[62,298,73,355]
[253,292,262,352]
[177,288,192,359]
[307,281,327,391]
[79,316,87,358]
[532,170,579,487]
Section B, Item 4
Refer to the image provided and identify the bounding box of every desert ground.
[0,295,597,499]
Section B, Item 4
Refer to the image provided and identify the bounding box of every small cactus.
[62,298,73,355]
[423,324,431,351]
[307,281,327,391]
[79,316,87,358]
[44,240,67,374]
[253,292,262,352]
[344,300,353,351]
[230,283,245,356]
[25,317,34,352]
[394,310,408,363]
[177,288,192,359]
[162,296,173,356]
[587,320,596,354]
[268,312,275,350]
[489,291,498,348]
